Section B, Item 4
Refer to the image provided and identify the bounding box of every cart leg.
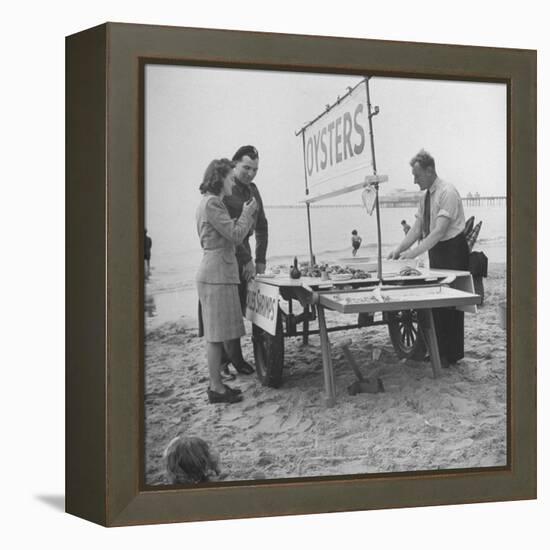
[419,309,442,378]
[303,304,309,345]
[317,305,336,407]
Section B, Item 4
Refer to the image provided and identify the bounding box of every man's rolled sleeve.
[435,188,459,221]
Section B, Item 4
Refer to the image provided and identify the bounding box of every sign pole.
[364,77,383,282]
[301,131,315,266]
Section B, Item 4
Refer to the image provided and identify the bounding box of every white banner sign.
[303,80,374,201]
[245,280,279,335]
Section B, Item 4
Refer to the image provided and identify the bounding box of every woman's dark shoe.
[233,361,255,375]
[223,384,242,395]
[207,387,243,404]
[206,384,242,395]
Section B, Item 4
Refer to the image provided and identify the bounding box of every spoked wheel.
[252,311,284,388]
[387,309,427,360]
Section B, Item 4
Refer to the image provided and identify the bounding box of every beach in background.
[145,203,506,329]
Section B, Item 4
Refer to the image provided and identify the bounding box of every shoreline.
[145,263,507,485]
[146,257,506,331]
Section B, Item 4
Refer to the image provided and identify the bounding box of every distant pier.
[378,195,506,208]
[462,196,506,207]
[266,196,507,209]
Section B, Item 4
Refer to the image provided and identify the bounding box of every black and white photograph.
[5,0,547,544]
[143,66,507,486]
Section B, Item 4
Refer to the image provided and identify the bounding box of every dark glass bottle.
[290,256,301,279]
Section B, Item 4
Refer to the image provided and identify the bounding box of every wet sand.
[144,263,507,485]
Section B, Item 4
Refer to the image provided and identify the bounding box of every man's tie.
[423,190,431,238]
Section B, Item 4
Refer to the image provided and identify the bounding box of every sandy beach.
[144,262,507,485]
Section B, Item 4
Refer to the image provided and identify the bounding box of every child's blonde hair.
[164,436,220,484]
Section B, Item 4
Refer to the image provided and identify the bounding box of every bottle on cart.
[290,256,302,279]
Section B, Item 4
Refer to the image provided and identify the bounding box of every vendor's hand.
[399,249,417,260]
[242,260,256,282]
[255,262,266,275]
[242,197,257,215]
[387,248,401,260]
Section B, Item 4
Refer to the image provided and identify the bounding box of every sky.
[145,65,506,244]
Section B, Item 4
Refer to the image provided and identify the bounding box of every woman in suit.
[196,158,257,404]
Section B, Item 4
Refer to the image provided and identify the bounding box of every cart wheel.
[252,312,284,388]
[387,309,427,360]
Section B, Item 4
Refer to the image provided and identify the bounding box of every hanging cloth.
[361,185,376,215]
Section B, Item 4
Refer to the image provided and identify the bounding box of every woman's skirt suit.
[195,194,255,342]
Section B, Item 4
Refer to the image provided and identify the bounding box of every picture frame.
[66,22,536,527]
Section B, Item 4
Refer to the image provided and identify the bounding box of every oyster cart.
[246,77,481,405]
[250,268,479,406]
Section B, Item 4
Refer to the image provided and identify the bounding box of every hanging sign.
[302,80,375,202]
[245,280,279,335]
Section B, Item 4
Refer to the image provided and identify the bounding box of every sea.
[145,204,506,327]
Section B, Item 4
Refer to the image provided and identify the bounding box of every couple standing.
[196,145,268,404]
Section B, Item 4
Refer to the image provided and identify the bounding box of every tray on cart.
[318,285,480,314]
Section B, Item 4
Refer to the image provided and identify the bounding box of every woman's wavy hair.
[164,435,220,485]
[199,158,234,195]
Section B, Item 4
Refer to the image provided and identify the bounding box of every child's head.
[351,229,358,235]
[401,220,407,225]
[164,436,220,484]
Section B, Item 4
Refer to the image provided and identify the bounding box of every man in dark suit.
[222,145,268,375]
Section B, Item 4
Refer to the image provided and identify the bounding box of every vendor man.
[222,145,269,375]
[388,149,468,367]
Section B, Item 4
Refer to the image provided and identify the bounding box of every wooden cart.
[249,268,480,406]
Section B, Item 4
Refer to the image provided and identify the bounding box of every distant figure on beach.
[145,294,157,318]
[221,145,268,377]
[387,149,467,368]
[401,219,411,234]
[196,158,257,404]
[351,229,362,256]
[144,229,152,280]
[164,435,220,484]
